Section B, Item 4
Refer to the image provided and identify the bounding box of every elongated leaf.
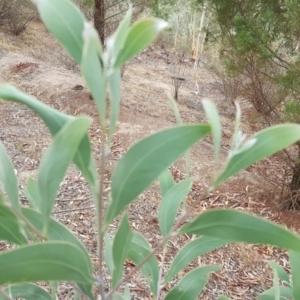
[81,22,106,124]
[168,95,183,124]
[123,285,131,299]
[74,290,81,300]
[105,233,114,277]
[108,8,132,66]
[0,283,52,300]
[38,117,91,221]
[158,169,174,196]
[128,232,159,297]
[273,268,280,300]
[267,261,290,285]
[21,208,94,298]
[202,99,221,166]
[0,202,27,245]
[257,287,293,300]
[0,141,19,210]
[0,85,70,132]
[289,250,300,299]
[34,0,85,64]
[112,294,126,300]
[107,124,210,223]
[0,85,97,185]
[108,69,121,141]
[114,18,168,67]
[165,265,220,300]
[22,208,88,255]
[112,214,132,287]
[25,178,40,208]
[0,242,94,285]
[214,124,300,188]
[180,210,300,252]
[219,297,232,300]
[159,178,193,237]
[165,236,230,283]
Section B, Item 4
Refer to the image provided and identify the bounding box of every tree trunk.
[286,143,300,209]
[94,0,105,44]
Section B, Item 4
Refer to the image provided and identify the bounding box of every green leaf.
[128,232,159,297]
[159,178,193,237]
[112,294,126,300]
[22,208,94,298]
[108,8,132,66]
[81,22,106,124]
[165,265,221,300]
[180,209,300,252]
[22,208,88,256]
[108,69,121,141]
[219,296,232,300]
[214,124,300,188]
[165,236,230,283]
[34,0,85,64]
[267,261,290,285]
[0,85,97,185]
[123,285,131,299]
[289,250,300,299]
[168,95,183,124]
[273,268,280,300]
[74,290,81,300]
[112,214,133,287]
[0,201,27,245]
[25,178,40,208]
[37,117,91,222]
[257,287,293,300]
[107,124,210,223]
[0,283,52,300]
[109,286,131,300]
[202,99,222,167]
[104,233,114,277]
[0,85,71,133]
[114,18,168,68]
[0,141,19,210]
[0,242,94,285]
[23,210,94,298]
[158,169,174,196]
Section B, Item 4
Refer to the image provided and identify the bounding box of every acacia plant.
[2,0,300,299]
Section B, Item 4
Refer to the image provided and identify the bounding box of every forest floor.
[1,20,300,299]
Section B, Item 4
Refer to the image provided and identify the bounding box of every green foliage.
[284,101,300,123]
[106,125,210,224]
[0,283,52,300]
[258,260,293,299]
[1,0,300,299]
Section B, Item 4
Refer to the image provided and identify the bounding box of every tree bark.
[94,0,105,44]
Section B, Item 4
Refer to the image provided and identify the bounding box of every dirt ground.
[1,21,300,299]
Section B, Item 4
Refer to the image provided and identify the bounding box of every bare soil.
[1,21,300,299]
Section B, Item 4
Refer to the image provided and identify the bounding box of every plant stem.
[106,234,171,300]
[97,125,107,299]
[156,245,167,300]
[106,208,189,299]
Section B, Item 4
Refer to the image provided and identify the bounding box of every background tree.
[93,0,105,43]
[202,0,300,208]
[92,0,151,44]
